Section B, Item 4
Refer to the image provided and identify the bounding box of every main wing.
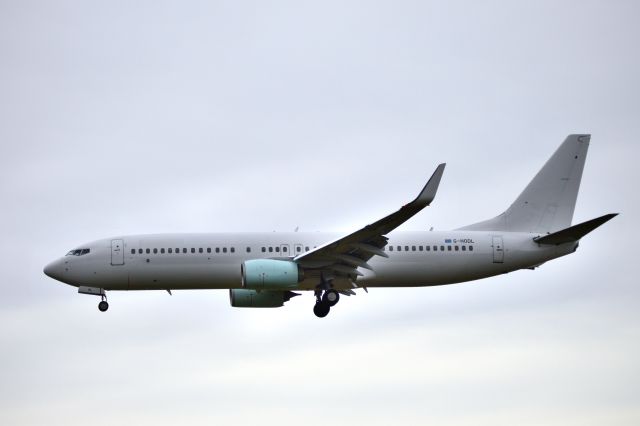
[294,164,446,283]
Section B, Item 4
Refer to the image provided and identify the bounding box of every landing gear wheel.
[313,301,330,318]
[323,289,340,307]
[98,301,109,312]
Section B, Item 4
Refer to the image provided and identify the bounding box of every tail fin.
[459,134,590,233]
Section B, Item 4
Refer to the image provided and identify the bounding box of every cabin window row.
[131,247,238,255]
[260,246,313,254]
[130,245,317,255]
[386,245,474,252]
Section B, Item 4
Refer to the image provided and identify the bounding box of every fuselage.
[43,230,576,292]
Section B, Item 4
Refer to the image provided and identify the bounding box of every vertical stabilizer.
[459,134,590,234]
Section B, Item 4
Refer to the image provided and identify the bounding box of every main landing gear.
[313,288,340,318]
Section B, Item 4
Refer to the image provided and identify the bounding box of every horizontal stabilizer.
[533,213,618,245]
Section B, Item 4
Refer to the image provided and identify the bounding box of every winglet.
[534,213,618,245]
[412,163,446,207]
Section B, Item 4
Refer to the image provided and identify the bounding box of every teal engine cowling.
[229,289,299,308]
[241,259,303,290]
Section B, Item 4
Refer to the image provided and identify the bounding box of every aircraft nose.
[44,259,63,281]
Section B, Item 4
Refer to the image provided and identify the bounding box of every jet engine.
[229,289,299,308]
[241,259,303,290]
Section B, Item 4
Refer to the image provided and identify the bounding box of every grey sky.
[1,0,639,424]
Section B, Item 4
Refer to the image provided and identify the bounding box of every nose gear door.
[111,239,125,265]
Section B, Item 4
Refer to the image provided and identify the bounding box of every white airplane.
[44,135,616,318]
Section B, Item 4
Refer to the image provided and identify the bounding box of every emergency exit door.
[111,239,124,266]
[492,236,504,263]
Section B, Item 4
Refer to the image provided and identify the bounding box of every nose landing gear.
[98,297,109,312]
[78,286,109,312]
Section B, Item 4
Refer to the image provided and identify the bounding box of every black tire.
[98,301,109,312]
[322,290,340,307]
[313,302,330,318]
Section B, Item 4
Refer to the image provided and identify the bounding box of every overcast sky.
[1,0,639,425]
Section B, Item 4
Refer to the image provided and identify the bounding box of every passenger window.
[469,246,474,251]
[168,248,173,253]
[268,247,273,253]
[455,246,459,251]
[231,247,235,253]
[146,248,151,254]
[419,246,423,251]
[153,248,158,254]
[305,246,310,251]
[199,248,203,253]
[261,247,266,253]
[426,246,430,251]
[138,249,143,254]
[175,248,180,253]
[447,246,452,251]
[462,246,466,251]
[440,246,445,251]
[397,246,401,251]
[433,245,437,251]
[183,248,187,253]
[296,246,301,252]
[216,247,220,253]
[246,247,251,253]
[190,248,195,253]
[161,248,165,254]
[389,246,394,251]
[275,247,280,253]
[412,246,416,251]
[282,247,287,253]
[223,247,227,253]
[131,249,135,254]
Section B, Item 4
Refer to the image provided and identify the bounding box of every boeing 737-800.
[44,135,616,317]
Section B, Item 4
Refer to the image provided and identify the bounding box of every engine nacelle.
[241,259,303,290]
[229,289,299,308]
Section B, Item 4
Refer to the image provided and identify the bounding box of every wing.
[294,164,446,281]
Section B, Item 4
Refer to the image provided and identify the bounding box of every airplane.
[44,134,617,318]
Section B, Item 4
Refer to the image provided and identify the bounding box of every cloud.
[1,0,639,424]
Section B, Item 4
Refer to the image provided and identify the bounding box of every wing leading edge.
[294,164,446,280]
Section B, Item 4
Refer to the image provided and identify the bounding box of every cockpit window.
[66,248,90,256]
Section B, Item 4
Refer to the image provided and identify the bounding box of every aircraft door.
[492,236,504,263]
[111,239,125,266]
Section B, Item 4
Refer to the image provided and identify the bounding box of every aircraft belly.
[128,261,241,290]
[361,255,505,287]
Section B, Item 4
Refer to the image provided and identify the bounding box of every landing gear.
[313,301,330,318]
[323,289,340,306]
[313,285,340,318]
[98,293,109,312]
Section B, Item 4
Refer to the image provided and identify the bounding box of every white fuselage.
[44,230,576,292]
